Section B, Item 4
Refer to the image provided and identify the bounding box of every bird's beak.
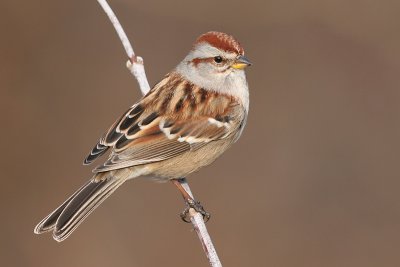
[231,55,252,70]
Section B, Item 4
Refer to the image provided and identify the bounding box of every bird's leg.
[171,179,211,223]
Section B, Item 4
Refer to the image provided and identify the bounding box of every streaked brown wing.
[92,112,238,173]
[83,72,244,173]
[83,103,146,165]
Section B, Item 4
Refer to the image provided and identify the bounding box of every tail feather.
[34,170,131,242]
[53,178,126,242]
[34,182,88,234]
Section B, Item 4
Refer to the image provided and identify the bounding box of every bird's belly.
[146,138,233,181]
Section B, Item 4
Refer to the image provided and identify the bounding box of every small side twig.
[96,1,222,266]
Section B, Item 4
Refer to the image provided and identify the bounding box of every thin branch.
[97,0,134,57]
[178,178,222,267]
[97,0,150,95]
[96,1,222,266]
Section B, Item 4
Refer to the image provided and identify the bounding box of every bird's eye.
[214,56,223,63]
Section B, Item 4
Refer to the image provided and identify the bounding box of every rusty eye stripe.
[191,57,234,67]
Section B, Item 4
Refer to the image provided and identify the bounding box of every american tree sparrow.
[34,31,251,242]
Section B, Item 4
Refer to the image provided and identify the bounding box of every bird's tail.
[34,169,132,242]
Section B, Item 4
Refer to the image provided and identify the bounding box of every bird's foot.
[180,198,211,223]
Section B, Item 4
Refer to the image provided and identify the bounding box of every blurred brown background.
[1,0,400,266]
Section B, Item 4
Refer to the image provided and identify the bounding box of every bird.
[34,31,251,242]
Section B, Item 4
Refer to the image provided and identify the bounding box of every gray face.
[186,43,240,76]
[175,43,250,111]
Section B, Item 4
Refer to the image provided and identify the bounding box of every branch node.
[127,55,144,65]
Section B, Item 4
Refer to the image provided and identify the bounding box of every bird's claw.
[180,198,211,223]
